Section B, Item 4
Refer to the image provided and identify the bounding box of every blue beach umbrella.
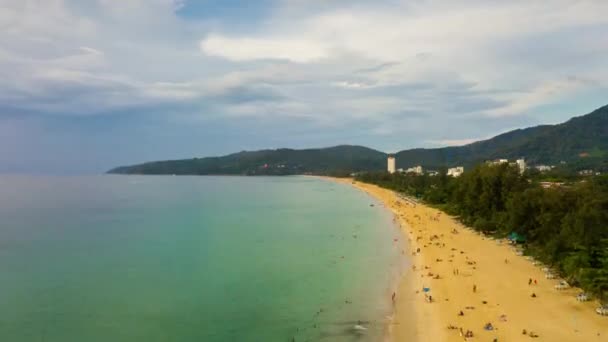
[508,232,526,243]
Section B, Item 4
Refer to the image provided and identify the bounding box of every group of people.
[460,328,474,339]
[522,329,539,338]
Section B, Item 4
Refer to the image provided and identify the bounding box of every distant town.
[385,156,602,181]
[387,155,465,177]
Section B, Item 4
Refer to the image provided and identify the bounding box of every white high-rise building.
[516,158,526,175]
[387,156,396,174]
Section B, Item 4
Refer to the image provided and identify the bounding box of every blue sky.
[1,0,607,174]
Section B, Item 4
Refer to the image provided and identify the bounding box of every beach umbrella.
[508,232,526,243]
[423,287,430,293]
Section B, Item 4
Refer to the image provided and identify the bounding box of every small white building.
[487,159,509,165]
[535,165,554,172]
[447,166,464,177]
[387,156,396,174]
[540,181,563,189]
[406,165,423,175]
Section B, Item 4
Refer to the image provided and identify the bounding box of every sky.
[1,0,607,174]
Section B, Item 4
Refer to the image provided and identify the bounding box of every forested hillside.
[395,105,608,169]
[108,145,386,175]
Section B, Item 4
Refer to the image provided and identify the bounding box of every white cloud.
[484,78,594,117]
[223,101,310,119]
[142,81,200,100]
[79,46,102,55]
[197,0,608,119]
[0,0,607,129]
[200,35,328,63]
[97,0,185,15]
[332,81,375,89]
[426,138,483,147]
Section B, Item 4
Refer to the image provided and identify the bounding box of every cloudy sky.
[1,0,607,173]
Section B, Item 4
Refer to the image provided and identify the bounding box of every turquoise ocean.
[0,175,406,341]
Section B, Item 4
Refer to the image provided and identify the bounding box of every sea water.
[0,175,406,341]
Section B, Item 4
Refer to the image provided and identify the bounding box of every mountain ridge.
[108,104,608,175]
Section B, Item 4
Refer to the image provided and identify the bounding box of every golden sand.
[329,178,608,341]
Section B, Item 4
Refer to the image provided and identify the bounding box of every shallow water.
[0,175,406,341]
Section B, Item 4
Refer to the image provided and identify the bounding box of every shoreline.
[324,177,608,341]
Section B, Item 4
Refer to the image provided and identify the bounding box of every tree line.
[356,164,608,303]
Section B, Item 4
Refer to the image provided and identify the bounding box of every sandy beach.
[329,177,608,341]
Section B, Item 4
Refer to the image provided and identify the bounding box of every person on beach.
[529,278,533,285]
[392,292,396,303]
[473,285,477,293]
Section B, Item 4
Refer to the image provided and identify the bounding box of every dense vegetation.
[109,105,607,175]
[357,165,608,303]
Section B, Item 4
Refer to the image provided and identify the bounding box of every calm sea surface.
[0,175,406,341]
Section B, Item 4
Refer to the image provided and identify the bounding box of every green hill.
[109,105,608,175]
[395,104,608,169]
[108,145,387,175]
